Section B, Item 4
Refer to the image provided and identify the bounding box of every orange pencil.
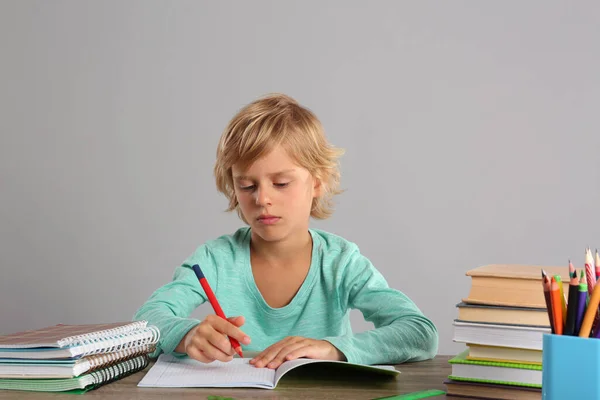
[554,275,567,325]
[550,277,563,335]
[578,275,600,337]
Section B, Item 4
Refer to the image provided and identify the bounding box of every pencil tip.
[235,347,243,358]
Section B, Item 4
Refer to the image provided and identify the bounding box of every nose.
[254,185,272,206]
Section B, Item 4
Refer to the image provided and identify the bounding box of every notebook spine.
[85,344,156,373]
[57,321,147,348]
[75,325,160,357]
[88,355,149,390]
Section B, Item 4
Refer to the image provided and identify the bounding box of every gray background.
[1,1,599,355]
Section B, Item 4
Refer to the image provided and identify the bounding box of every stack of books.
[0,321,159,393]
[444,264,569,400]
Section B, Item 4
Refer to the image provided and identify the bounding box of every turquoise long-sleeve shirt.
[133,227,438,365]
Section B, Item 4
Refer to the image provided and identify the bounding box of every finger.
[193,325,237,361]
[206,315,251,346]
[227,316,245,327]
[254,337,302,368]
[207,332,237,357]
[250,343,275,364]
[249,347,271,366]
[250,342,283,367]
[284,345,318,362]
[186,343,214,364]
[201,345,235,363]
[266,341,309,369]
[251,340,291,367]
[201,324,242,358]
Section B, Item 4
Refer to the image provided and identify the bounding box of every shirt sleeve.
[323,247,439,365]
[132,245,217,357]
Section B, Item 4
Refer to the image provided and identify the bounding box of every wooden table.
[0,356,452,399]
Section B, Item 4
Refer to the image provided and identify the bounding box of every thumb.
[227,316,245,327]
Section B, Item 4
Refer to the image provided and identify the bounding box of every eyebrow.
[233,169,296,181]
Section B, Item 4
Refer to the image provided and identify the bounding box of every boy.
[133,93,438,368]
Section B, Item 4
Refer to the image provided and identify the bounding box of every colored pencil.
[578,275,600,337]
[191,264,243,357]
[550,277,564,335]
[575,272,588,335]
[586,248,596,296]
[596,249,600,280]
[542,270,555,334]
[564,272,580,335]
[554,275,567,325]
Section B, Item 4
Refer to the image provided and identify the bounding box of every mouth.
[257,215,281,225]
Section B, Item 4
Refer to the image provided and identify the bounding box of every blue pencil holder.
[542,334,600,400]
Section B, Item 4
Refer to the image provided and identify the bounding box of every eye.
[274,182,289,188]
[239,185,256,191]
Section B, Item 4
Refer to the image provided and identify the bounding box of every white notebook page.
[138,354,277,388]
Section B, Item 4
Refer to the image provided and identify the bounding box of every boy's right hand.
[180,315,250,363]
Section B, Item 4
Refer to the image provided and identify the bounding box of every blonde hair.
[214,93,344,223]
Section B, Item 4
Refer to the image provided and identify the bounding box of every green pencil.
[554,275,567,325]
[372,389,446,399]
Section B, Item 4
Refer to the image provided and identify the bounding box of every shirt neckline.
[241,228,319,318]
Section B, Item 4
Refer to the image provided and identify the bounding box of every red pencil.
[192,264,243,357]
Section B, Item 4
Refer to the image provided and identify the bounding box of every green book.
[448,350,541,388]
[0,355,148,393]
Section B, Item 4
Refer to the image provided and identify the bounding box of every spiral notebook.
[0,344,156,378]
[0,321,159,359]
[0,355,149,392]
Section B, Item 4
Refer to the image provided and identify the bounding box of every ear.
[312,175,324,198]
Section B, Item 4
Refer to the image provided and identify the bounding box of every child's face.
[232,145,321,243]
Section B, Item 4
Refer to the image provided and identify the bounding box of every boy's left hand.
[250,336,346,369]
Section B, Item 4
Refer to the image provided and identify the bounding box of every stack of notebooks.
[445,264,569,400]
[0,321,159,393]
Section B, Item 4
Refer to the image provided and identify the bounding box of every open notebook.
[0,321,159,359]
[138,354,399,389]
